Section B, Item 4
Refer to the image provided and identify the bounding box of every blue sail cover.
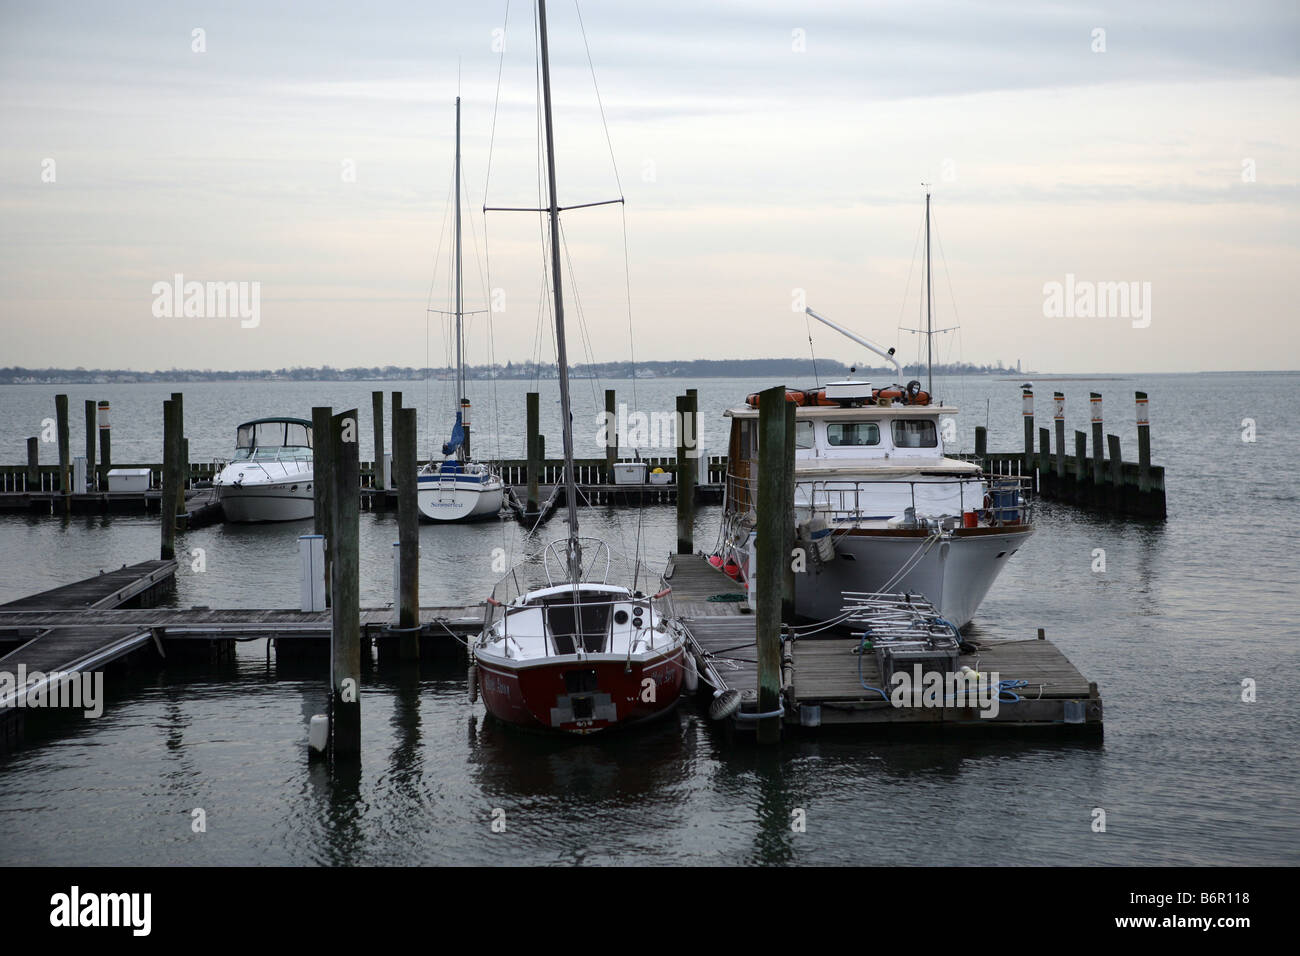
[441,412,465,457]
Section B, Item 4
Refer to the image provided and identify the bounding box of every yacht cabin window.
[794,421,815,450]
[826,422,880,447]
[891,419,938,448]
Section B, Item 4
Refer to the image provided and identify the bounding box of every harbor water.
[0,372,1296,865]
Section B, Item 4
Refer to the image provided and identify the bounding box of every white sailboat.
[417,94,504,523]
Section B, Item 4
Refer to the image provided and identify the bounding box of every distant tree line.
[0,359,1020,385]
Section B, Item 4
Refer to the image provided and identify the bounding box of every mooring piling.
[312,406,334,606]
[975,424,987,460]
[55,394,70,508]
[526,391,540,513]
[160,399,179,559]
[1053,392,1066,479]
[675,393,696,554]
[25,437,38,492]
[328,408,361,759]
[1074,430,1087,482]
[754,385,791,745]
[1108,434,1123,489]
[371,390,386,494]
[83,400,96,491]
[96,400,111,490]
[780,400,796,624]
[1021,386,1034,471]
[171,392,186,518]
[394,405,419,661]
[604,388,617,467]
[1136,391,1152,493]
[1090,393,1104,485]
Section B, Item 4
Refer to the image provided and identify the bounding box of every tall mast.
[537,0,583,582]
[454,95,466,459]
[924,190,933,396]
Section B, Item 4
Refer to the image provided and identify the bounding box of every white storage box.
[611,462,647,485]
[107,468,151,492]
[648,469,672,485]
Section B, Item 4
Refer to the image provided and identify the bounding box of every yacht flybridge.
[714,192,1034,630]
[213,417,314,523]
[417,94,505,523]
[472,0,687,733]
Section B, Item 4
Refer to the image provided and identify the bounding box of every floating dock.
[670,555,1102,734]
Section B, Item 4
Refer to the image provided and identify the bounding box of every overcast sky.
[1,0,1296,374]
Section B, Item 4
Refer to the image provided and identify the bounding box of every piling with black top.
[394,406,420,660]
[604,388,617,472]
[675,394,696,554]
[755,385,790,745]
[26,438,38,492]
[1136,391,1151,493]
[97,400,111,489]
[974,425,987,461]
[372,390,385,493]
[1053,392,1065,479]
[1074,431,1087,482]
[328,408,361,759]
[84,400,96,491]
[55,394,70,508]
[526,391,540,513]
[1022,386,1034,471]
[312,406,334,605]
[1090,393,1104,485]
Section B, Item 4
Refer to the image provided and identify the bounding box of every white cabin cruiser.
[719,384,1033,630]
[213,417,314,523]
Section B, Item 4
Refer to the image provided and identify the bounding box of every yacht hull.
[475,649,685,734]
[217,482,315,522]
[794,526,1034,629]
[417,473,504,522]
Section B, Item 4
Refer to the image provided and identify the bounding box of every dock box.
[107,468,151,493]
[648,469,671,485]
[611,462,647,485]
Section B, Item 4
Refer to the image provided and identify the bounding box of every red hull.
[476,650,685,734]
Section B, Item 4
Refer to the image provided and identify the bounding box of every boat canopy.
[235,418,313,451]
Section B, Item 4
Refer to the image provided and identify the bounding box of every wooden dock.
[0,486,224,528]
[672,555,1102,734]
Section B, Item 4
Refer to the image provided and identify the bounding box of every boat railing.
[726,470,1034,527]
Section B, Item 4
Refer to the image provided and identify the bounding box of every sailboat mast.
[924,190,933,396]
[454,95,467,460]
[537,0,583,580]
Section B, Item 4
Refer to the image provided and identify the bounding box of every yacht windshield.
[827,422,880,447]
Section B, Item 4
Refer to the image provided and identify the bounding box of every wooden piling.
[755,385,789,745]
[55,394,70,507]
[1053,392,1065,479]
[394,406,420,660]
[160,399,179,559]
[312,406,334,605]
[781,400,796,623]
[372,390,385,492]
[526,391,540,513]
[25,438,38,492]
[604,388,617,472]
[83,400,96,491]
[1089,393,1105,485]
[1038,427,1050,472]
[97,400,111,490]
[329,408,361,758]
[1136,391,1151,493]
[1021,386,1034,471]
[1108,434,1124,488]
[171,392,185,517]
[974,425,987,461]
[676,394,696,554]
[1074,431,1087,482]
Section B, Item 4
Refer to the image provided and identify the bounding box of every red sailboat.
[472,0,687,733]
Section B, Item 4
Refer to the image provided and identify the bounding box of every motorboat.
[213,417,314,523]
